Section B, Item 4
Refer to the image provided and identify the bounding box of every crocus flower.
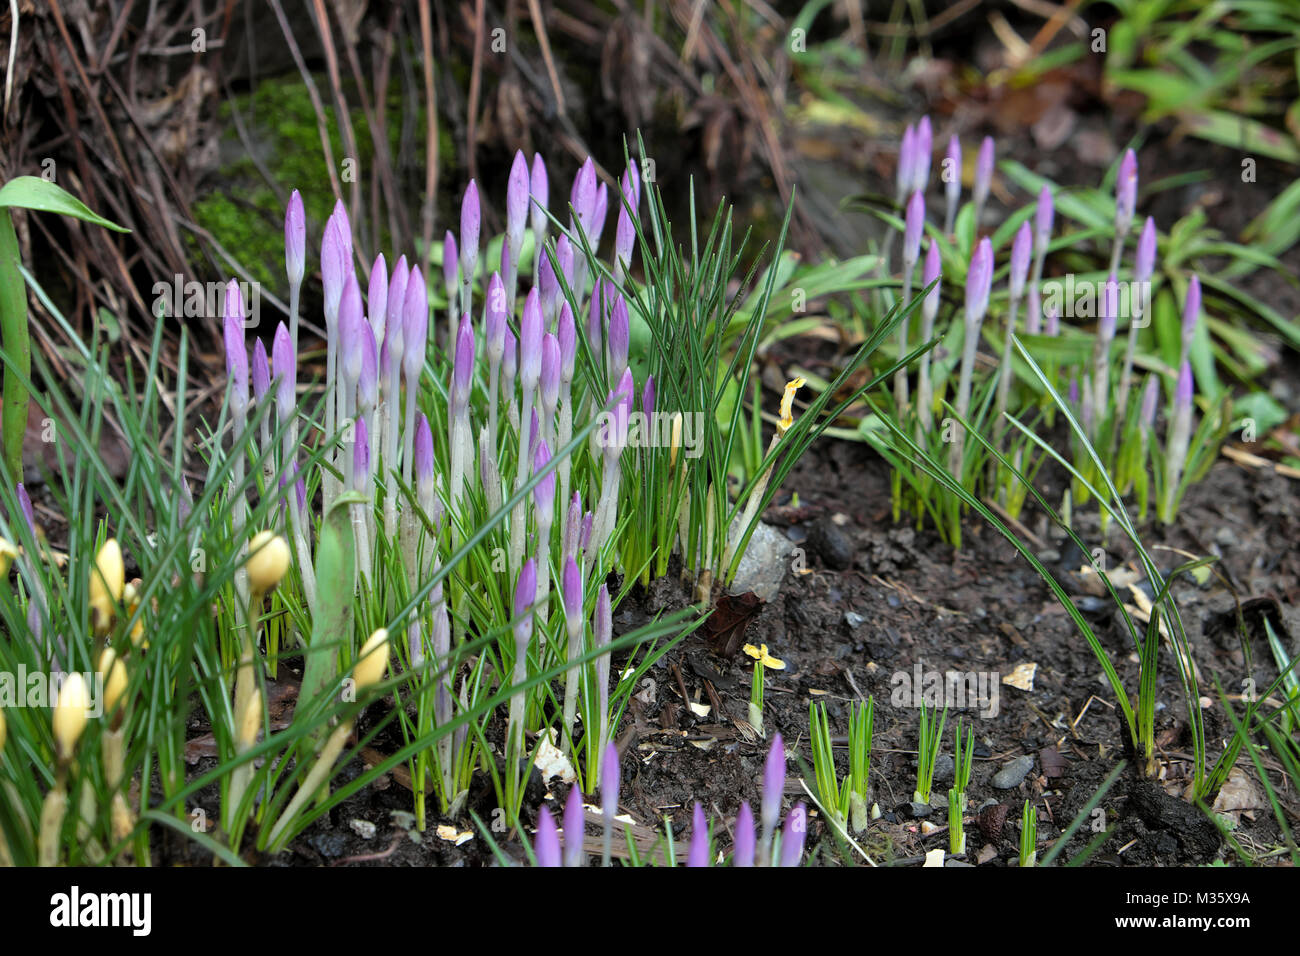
[779,803,807,867]
[351,416,370,492]
[1009,220,1032,303]
[251,338,271,406]
[272,322,295,429]
[1035,186,1054,256]
[284,189,305,291]
[521,288,544,392]
[509,558,537,760]
[400,267,429,489]
[223,281,249,419]
[966,237,993,326]
[972,136,994,222]
[533,439,556,530]
[608,294,630,380]
[641,374,655,421]
[530,153,549,241]
[600,740,619,866]
[1115,148,1138,238]
[903,190,925,273]
[321,210,349,329]
[415,412,436,521]
[540,334,560,443]
[687,803,711,867]
[1181,274,1201,362]
[1135,217,1157,285]
[506,149,530,269]
[459,180,480,303]
[358,327,378,425]
[896,123,916,204]
[368,253,388,347]
[572,158,597,240]
[339,273,365,398]
[563,492,582,561]
[53,673,90,763]
[1140,376,1159,430]
[538,246,560,321]
[563,784,584,867]
[614,164,640,280]
[943,135,961,233]
[453,312,475,414]
[915,241,943,434]
[912,115,932,194]
[535,806,562,867]
[734,801,756,867]
[590,182,609,249]
[761,732,785,853]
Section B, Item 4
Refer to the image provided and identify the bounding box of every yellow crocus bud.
[776,377,805,438]
[237,688,261,750]
[0,537,17,577]
[669,412,683,471]
[247,531,291,598]
[122,582,146,646]
[90,539,125,634]
[99,648,128,716]
[53,673,90,763]
[354,629,391,692]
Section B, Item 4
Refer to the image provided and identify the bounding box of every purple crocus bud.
[285,190,305,289]
[1135,217,1157,285]
[1176,359,1194,410]
[641,373,655,420]
[535,806,562,867]
[944,136,961,209]
[16,482,35,536]
[561,556,582,633]
[1026,285,1042,335]
[443,231,459,305]
[966,237,993,326]
[358,326,378,415]
[563,785,584,867]
[779,803,807,867]
[507,150,530,257]
[538,248,559,319]
[903,190,925,269]
[1035,185,1054,255]
[540,333,561,416]
[368,253,388,348]
[272,322,294,424]
[595,583,611,650]
[460,180,480,281]
[520,287,544,390]
[515,559,537,632]
[533,440,556,527]
[896,124,916,202]
[352,416,370,489]
[589,182,609,248]
[600,741,619,822]
[331,199,353,264]
[502,328,518,389]
[608,294,630,374]
[528,407,542,461]
[579,511,594,552]
[321,213,349,326]
[1010,221,1032,301]
[734,802,756,867]
[912,116,932,194]
[572,158,597,240]
[223,281,248,416]
[385,256,410,374]
[1140,376,1159,429]
[922,241,942,317]
[1116,148,1138,235]
[530,153,549,239]
[556,235,575,290]
[614,165,640,273]
[453,312,475,410]
[415,412,435,514]
[252,338,270,405]
[557,302,577,385]
[761,733,785,841]
[687,803,710,867]
[563,491,582,558]
[1045,304,1060,337]
[485,272,507,366]
[973,136,994,214]
[1182,274,1201,354]
[605,368,634,455]
[1099,274,1118,342]
[339,273,365,388]
[402,266,429,386]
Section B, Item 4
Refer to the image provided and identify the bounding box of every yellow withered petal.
[354,629,391,692]
[53,673,90,762]
[98,648,128,716]
[742,642,786,670]
[777,378,805,437]
[246,531,291,597]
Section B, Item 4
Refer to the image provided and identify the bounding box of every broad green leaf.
[0,176,130,232]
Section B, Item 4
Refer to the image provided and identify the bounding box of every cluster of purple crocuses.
[888,117,1205,520]
[219,147,660,808]
[532,733,806,866]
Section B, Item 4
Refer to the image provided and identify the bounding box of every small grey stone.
[906,801,932,818]
[991,755,1035,790]
[1214,526,1237,548]
[932,753,955,784]
[844,610,866,629]
[728,519,794,601]
[808,516,855,570]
